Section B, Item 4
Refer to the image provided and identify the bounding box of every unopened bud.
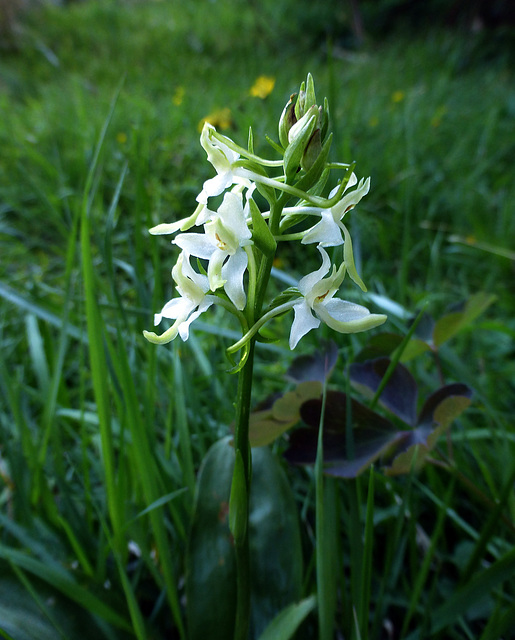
[278,94,298,148]
[301,128,322,171]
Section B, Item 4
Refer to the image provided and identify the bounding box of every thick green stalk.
[231,191,288,640]
[232,338,256,640]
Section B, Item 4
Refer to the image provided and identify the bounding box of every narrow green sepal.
[304,73,317,112]
[250,199,277,257]
[248,126,254,154]
[265,134,285,156]
[229,450,248,546]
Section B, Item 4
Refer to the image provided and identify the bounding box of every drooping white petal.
[149,203,208,236]
[315,298,386,334]
[222,250,248,310]
[289,300,321,349]
[154,296,195,325]
[177,296,217,341]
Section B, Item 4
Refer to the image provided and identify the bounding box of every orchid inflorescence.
[144,74,386,365]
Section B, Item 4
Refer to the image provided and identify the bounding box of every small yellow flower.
[116,132,127,144]
[369,115,379,128]
[173,86,185,106]
[249,76,275,99]
[391,90,405,104]
[198,108,233,132]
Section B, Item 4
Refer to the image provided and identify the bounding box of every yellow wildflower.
[198,108,233,132]
[249,76,275,99]
[116,132,127,144]
[173,86,185,106]
[391,90,405,103]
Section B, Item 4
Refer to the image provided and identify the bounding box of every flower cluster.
[144,74,386,359]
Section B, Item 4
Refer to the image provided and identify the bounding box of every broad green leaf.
[186,438,303,639]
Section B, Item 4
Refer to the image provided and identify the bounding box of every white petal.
[179,253,210,293]
[298,245,331,296]
[207,247,228,291]
[154,297,195,323]
[196,172,234,204]
[218,192,252,245]
[301,210,343,247]
[177,297,215,341]
[174,233,216,259]
[332,176,370,221]
[329,172,358,199]
[316,298,386,334]
[222,249,248,310]
[289,300,320,349]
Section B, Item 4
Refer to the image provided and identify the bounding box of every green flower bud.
[283,106,318,179]
[279,74,331,179]
[278,93,298,149]
[301,127,322,171]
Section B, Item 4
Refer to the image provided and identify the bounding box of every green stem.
[232,338,256,640]
[230,190,289,640]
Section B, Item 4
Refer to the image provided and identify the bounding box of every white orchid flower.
[301,175,370,291]
[196,123,253,204]
[289,246,386,349]
[143,252,218,344]
[174,191,253,310]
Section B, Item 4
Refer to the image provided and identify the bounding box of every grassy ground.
[0,1,514,639]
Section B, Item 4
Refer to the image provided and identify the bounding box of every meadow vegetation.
[0,1,514,638]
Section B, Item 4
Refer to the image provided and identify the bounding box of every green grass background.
[0,1,514,638]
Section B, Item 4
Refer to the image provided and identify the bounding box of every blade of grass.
[405,546,515,640]
[400,475,456,637]
[0,545,133,634]
[358,468,375,640]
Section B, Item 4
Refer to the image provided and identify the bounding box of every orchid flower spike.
[289,245,386,349]
[174,190,253,310]
[143,252,218,344]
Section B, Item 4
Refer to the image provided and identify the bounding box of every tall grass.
[1,1,514,638]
